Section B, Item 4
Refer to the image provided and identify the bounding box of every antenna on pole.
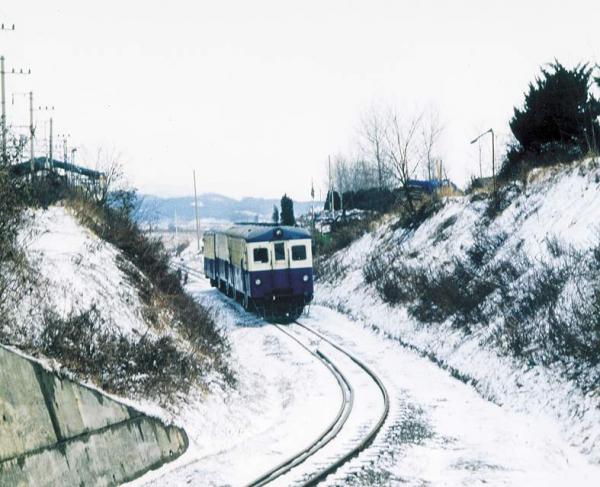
[193,169,201,253]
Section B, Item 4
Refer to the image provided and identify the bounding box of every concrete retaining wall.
[0,345,188,486]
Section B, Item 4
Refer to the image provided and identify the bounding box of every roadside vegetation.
[362,209,600,390]
[0,151,232,405]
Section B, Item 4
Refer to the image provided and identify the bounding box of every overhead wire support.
[11,91,36,172]
[0,54,31,164]
[0,23,15,163]
[36,105,55,171]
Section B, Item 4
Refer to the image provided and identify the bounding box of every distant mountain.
[138,193,320,229]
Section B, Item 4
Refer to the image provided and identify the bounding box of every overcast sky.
[1,0,598,200]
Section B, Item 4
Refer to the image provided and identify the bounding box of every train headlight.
[255,278,261,286]
[303,274,309,282]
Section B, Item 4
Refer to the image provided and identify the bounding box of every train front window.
[274,242,285,261]
[291,245,307,261]
[253,248,269,263]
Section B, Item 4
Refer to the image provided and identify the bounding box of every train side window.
[291,245,307,261]
[274,242,285,261]
[253,248,269,263]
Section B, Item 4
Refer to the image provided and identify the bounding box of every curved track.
[245,323,390,486]
[292,322,390,486]
[246,325,354,487]
[174,260,390,486]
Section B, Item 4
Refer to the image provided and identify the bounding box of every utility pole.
[310,178,315,230]
[48,117,53,170]
[491,129,496,192]
[1,56,6,164]
[57,132,70,166]
[0,54,31,165]
[193,169,201,253]
[29,91,34,173]
[328,155,333,219]
[0,24,15,163]
[478,139,482,178]
[470,128,496,193]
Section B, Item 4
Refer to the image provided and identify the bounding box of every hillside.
[1,201,231,402]
[316,157,600,462]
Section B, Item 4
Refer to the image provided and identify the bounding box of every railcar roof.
[219,225,311,242]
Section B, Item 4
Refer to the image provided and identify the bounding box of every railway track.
[174,260,390,486]
[290,322,390,486]
[246,325,354,487]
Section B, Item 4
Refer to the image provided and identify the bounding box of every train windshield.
[253,248,269,263]
[274,242,286,261]
[291,245,307,261]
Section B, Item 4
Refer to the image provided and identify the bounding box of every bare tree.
[420,109,443,181]
[359,105,390,190]
[93,147,126,204]
[385,109,424,213]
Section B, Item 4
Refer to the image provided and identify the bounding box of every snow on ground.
[12,186,600,486]
[12,207,351,486]
[304,306,600,486]
[127,270,344,487]
[132,256,600,486]
[316,158,600,477]
[9,205,351,486]
[14,204,149,338]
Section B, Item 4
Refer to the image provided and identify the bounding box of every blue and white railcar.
[203,225,313,318]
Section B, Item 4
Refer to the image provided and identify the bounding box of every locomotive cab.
[203,225,313,320]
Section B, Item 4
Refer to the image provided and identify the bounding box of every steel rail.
[294,321,390,486]
[245,324,354,487]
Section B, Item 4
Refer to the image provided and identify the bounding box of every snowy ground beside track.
[130,256,600,486]
[303,307,600,486]
[126,269,345,487]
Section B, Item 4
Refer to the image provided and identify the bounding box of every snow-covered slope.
[14,205,149,338]
[317,158,600,462]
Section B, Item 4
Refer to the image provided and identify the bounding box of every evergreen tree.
[272,205,279,224]
[280,194,296,226]
[504,60,600,176]
[323,190,341,211]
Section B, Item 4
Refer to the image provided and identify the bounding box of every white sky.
[1,0,598,200]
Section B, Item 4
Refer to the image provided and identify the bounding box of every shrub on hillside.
[35,305,206,400]
[314,214,375,260]
[67,191,233,387]
[391,197,445,231]
[363,222,600,389]
[0,155,27,315]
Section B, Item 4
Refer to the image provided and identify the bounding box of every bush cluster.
[363,229,600,389]
[68,191,233,386]
[35,305,205,400]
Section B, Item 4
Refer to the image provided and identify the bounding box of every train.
[203,224,314,319]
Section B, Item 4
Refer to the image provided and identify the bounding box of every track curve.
[245,325,354,487]
[293,321,390,486]
[173,260,390,486]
